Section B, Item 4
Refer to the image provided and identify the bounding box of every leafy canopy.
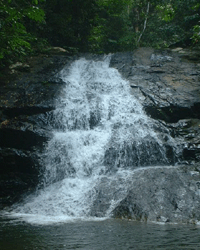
[0,0,45,66]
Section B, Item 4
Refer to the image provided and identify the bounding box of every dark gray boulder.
[112,165,200,224]
[90,165,200,224]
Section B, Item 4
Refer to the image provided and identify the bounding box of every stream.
[1,217,200,249]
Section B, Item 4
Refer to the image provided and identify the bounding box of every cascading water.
[7,55,176,224]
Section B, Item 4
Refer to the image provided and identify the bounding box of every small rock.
[171,47,183,52]
[48,47,67,54]
[9,62,30,72]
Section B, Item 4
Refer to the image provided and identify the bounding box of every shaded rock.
[144,103,200,123]
[103,139,175,172]
[112,165,200,224]
[0,53,74,207]
[90,165,200,224]
[0,116,52,150]
[0,148,43,209]
[168,119,200,163]
[110,48,200,121]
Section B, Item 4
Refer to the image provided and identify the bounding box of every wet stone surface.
[0,53,75,208]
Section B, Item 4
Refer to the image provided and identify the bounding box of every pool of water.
[1,217,200,250]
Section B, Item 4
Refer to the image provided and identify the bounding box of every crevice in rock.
[0,148,43,209]
[0,128,49,150]
[144,103,200,123]
[0,106,55,120]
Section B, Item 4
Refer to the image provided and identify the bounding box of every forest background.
[0,0,200,69]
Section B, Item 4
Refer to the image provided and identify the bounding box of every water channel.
[1,217,200,249]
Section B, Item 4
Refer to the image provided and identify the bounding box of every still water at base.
[1,218,200,250]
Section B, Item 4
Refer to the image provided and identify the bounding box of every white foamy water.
[5,56,175,224]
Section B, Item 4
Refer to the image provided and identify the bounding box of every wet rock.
[91,49,200,223]
[112,165,200,224]
[0,54,74,207]
[90,165,200,224]
[169,119,200,163]
[144,104,200,123]
[0,148,42,209]
[0,116,52,150]
[103,139,175,172]
[110,48,200,121]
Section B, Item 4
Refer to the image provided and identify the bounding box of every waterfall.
[8,55,176,224]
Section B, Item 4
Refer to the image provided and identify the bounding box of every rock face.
[90,165,200,224]
[110,48,200,164]
[0,53,75,208]
[1,48,200,224]
[110,48,200,121]
[106,48,200,223]
[112,165,200,224]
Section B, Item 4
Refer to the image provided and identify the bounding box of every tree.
[42,0,97,52]
[1,0,199,67]
[88,0,132,52]
[0,0,45,67]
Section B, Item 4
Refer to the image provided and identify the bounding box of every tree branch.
[137,1,150,46]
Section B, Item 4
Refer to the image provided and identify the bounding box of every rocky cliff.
[110,48,200,164]
[1,48,200,224]
[108,48,200,223]
[0,52,75,207]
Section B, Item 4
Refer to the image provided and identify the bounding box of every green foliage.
[0,0,45,67]
[88,0,132,52]
[156,4,175,22]
[1,0,200,68]
[130,0,200,48]
[192,25,200,45]
[42,0,97,52]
